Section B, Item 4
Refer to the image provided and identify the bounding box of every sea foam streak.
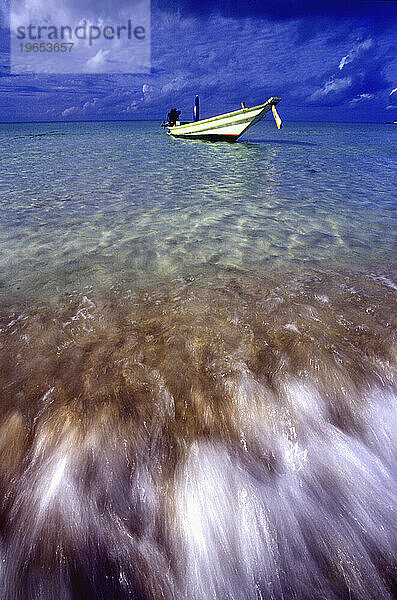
[0,271,395,599]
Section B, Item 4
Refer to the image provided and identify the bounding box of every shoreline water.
[0,268,396,598]
[0,119,396,598]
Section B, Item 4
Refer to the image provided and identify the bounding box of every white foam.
[172,379,397,599]
[43,455,67,510]
[369,273,397,292]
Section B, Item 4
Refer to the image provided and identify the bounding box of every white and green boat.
[163,96,282,142]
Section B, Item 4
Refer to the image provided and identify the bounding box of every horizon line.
[0,118,394,125]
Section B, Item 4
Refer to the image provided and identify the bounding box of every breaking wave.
[0,270,396,599]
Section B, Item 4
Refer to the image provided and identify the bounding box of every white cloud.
[310,76,352,100]
[10,0,150,74]
[82,98,99,112]
[350,93,374,106]
[62,106,78,116]
[387,88,397,111]
[142,83,154,94]
[161,74,191,94]
[124,101,139,112]
[339,38,373,70]
[84,49,110,73]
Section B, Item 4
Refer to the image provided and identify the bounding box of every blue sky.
[0,0,396,122]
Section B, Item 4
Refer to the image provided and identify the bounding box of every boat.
[162,96,282,142]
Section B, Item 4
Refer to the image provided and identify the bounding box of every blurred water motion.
[0,271,396,599]
[0,119,396,598]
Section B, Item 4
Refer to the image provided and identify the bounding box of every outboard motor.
[167,108,181,126]
[194,95,199,122]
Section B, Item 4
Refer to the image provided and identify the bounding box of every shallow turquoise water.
[0,119,395,302]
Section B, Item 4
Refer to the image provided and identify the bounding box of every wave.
[0,270,396,599]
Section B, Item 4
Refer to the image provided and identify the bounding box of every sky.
[0,0,396,122]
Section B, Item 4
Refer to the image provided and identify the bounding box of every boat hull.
[170,133,239,142]
[167,97,281,142]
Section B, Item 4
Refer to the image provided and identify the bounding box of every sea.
[0,119,396,599]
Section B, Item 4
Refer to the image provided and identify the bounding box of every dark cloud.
[155,0,397,23]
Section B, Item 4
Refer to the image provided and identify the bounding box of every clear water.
[0,119,395,302]
[0,119,396,600]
